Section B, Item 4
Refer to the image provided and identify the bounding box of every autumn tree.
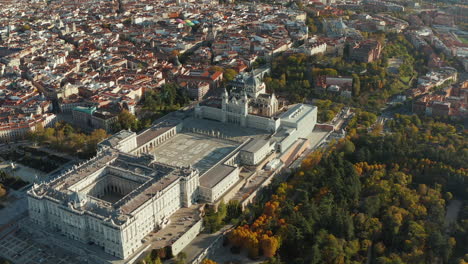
[352,73,360,96]
[201,259,217,264]
[260,235,279,258]
[0,184,7,198]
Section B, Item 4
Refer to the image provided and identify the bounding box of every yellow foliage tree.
[201,258,218,264]
[0,184,7,198]
[260,235,279,258]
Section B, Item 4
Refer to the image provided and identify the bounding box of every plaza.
[152,132,239,174]
[0,229,82,264]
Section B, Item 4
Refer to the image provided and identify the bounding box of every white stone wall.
[281,106,317,132]
[240,142,271,165]
[198,186,212,202]
[28,177,185,260]
[27,196,47,226]
[246,114,279,132]
[121,179,182,257]
[308,43,327,56]
[210,167,239,203]
[133,126,177,156]
[277,105,317,153]
[278,128,298,153]
[0,126,29,141]
[196,105,280,133]
[180,171,200,207]
[195,106,223,122]
[172,219,203,256]
[295,108,317,139]
[28,196,125,257]
[117,133,138,153]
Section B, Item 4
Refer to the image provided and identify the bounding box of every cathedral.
[196,71,281,132]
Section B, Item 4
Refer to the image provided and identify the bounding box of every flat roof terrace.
[152,132,239,174]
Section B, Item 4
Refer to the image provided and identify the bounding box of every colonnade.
[134,127,177,156]
[88,175,139,201]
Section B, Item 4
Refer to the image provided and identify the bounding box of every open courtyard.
[152,132,239,174]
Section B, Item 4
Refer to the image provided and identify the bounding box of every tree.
[19,24,31,32]
[204,202,228,233]
[262,256,283,264]
[316,231,346,264]
[352,74,360,96]
[44,127,55,140]
[444,192,453,201]
[118,110,138,131]
[312,68,338,77]
[226,200,242,221]
[342,140,356,154]
[29,124,44,144]
[69,133,86,151]
[0,259,11,264]
[223,112,467,263]
[26,122,109,158]
[175,252,187,264]
[143,253,153,264]
[89,129,107,144]
[260,235,280,258]
[322,110,335,123]
[310,244,322,264]
[123,18,132,26]
[362,196,381,217]
[150,248,168,260]
[0,184,7,198]
[309,23,318,34]
[83,129,108,155]
[201,259,217,264]
[223,69,237,82]
[154,257,162,264]
[376,254,406,264]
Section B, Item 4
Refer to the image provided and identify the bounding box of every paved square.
[0,229,82,264]
[153,132,239,174]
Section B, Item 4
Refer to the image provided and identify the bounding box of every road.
[445,199,462,231]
